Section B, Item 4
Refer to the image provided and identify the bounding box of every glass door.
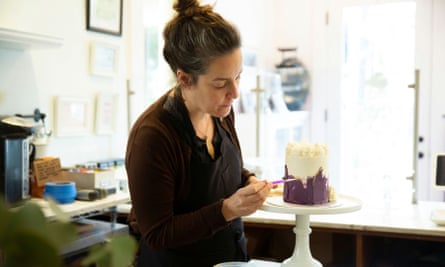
[327,0,432,204]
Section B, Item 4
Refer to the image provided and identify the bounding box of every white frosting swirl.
[286,141,328,158]
[285,141,329,178]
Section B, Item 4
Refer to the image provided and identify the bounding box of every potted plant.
[0,198,136,267]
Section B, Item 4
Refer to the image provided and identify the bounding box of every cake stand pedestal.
[261,195,362,267]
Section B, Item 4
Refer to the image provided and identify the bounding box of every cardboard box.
[31,157,65,198]
[62,169,116,190]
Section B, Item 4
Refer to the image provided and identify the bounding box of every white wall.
[212,0,319,77]
[0,0,326,167]
[431,0,445,154]
[428,0,445,200]
[0,0,128,166]
[2,0,443,203]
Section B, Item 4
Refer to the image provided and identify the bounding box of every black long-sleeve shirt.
[125,89,254,249]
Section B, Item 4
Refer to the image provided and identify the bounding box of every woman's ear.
[177,69,192,89]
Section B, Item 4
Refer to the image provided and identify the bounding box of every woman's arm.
[126,124,229,249]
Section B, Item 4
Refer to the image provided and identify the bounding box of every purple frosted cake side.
[283,167,328,205]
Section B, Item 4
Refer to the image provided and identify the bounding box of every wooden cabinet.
[243,201,445,267]
[244,222,445,267]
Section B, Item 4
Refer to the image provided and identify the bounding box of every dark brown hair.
[163,0,241,84]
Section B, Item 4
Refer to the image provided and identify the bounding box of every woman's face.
[188,48,243,118]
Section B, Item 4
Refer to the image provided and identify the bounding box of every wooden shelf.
[0,27,63,50]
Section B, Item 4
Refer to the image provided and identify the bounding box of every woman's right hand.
[221,181,272,221]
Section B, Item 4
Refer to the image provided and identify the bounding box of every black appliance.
[0,115,35,204]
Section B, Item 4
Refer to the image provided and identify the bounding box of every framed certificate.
[86,0,123,36]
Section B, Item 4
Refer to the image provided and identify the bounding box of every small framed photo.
[54,96,94,136]
[86,0,123,36]
[95,94,115,135]
[89,41,119,77]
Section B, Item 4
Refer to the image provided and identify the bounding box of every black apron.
[137,120,248,267]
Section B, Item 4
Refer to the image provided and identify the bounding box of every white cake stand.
[260,195,362,267]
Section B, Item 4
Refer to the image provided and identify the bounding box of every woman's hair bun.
[173,0,212,17]
[173,0,207,16]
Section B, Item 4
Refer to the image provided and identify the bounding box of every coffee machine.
[0,115,36,204]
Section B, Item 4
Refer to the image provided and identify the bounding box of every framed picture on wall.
[54,96,94,136]
[86,0,123,36]
[89,41,119,77]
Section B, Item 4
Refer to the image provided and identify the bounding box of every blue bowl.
[44,181,77,204]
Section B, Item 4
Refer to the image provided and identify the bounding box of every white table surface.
[249,259,281,266]
[118,197,445,237]
[244,198,445,238]
[29,192,131,219]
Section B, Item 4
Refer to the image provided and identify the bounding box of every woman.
[125,0,273,266]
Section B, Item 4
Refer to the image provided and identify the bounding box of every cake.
[283,141,329,205]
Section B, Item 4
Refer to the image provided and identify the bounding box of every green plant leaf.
[3,229,62,267]
[46,197,71,223]
[82,234,137,267]
[81,242,109,266]
[8,202,47,231]
[2,202,47,245]
[0,197,10,243]
[45,221,77,248]
[1,198,136,267]
[107,235,137,267]
[1,201,76,267]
